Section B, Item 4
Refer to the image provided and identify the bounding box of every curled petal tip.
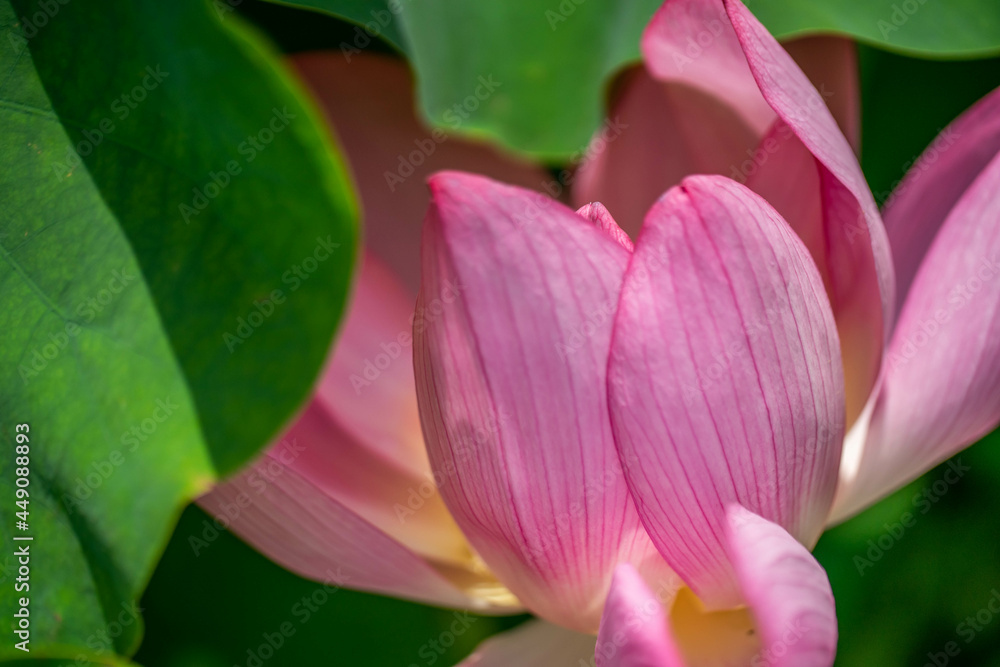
[577,201,635,252]
[596,564,685,667]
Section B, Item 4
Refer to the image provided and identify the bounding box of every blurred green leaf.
[0,0,356,660]
[263,0,662,158]
[268,0,1000,157]
[754,0,1000,59]
[266,0,408,50]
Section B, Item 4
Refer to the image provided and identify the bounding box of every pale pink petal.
[259,399,474,567]
[882,85,1000,320]
[317,251,427,478]
[781,36,860,152]
[744,122,825,285]
[574,27,859,241]
[281,253,471,567]
[641,0,893,427]
[200,254,504,603]
[833,151,1000,519]
[596,564,686,667]
[293,52,549,292]
[720,0,876,236]
[608,175,844,607]
[642,0,775,135]
[725,506,837,667]
[197,398,517,606]
[415,171,676,632]
[577,201,635,252]
[459,620,597,666]
[199,459,492,611]
[726,0,893,427]
[572,67,761,237]
[643,6,858,143]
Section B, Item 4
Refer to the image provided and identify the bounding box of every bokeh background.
[125,2,1000,666]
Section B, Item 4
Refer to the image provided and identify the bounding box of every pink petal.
[572,66,761,238]
[608,175,844,607]
[573,18,860,244]
[744,121,824,264]
[317,251,427,478]
[742,120,876,423]
[200,255,510,608]
[459,620,597,666]
[640,0,893,427]
[296,253,471,566]
[642,0,776,135]
[719,0,875,229]
[882,85,1000,321]
[595,510,837,667]
[596,564,686,667]
[199,458,490,610]
[725,506,837,667]
[415,171,676,632]
[293,52,549,293]
[780,36,860,153]
[253,399,473,566]
[833,150,1000,519]
[577,202,635,252]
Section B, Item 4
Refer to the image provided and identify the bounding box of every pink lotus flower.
[201,0,1000,664]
